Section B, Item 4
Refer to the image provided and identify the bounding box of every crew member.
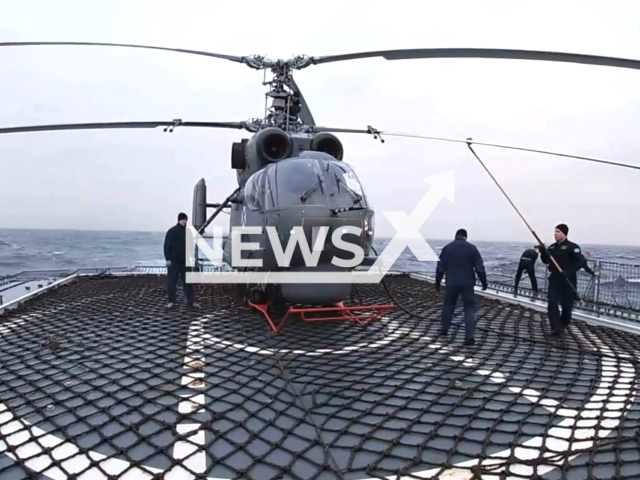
[539,223,583,336]
[514,245,540,295]
[580,251,599,276]
[164,213,199,308]
[435,229,488,345]
[288,91,302,118]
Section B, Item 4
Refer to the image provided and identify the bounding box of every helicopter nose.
[302,216,364,256]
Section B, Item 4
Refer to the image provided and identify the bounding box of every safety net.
[0,274,639,479]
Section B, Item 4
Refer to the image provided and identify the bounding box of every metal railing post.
[595,260,601,316]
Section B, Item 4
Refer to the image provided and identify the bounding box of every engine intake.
[310,132,344,160]
[255,127,293,163]
[236,128,294,187]
[231,138,248,170]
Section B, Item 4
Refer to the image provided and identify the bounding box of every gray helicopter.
[196,124,377,305]
[2,42,640,307]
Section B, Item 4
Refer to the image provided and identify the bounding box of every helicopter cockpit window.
[327,162,368,209]
[244,170,266,211]
[262,158,368,210]
[265,158,327,208]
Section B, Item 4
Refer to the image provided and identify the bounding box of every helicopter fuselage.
[221,151,376,305]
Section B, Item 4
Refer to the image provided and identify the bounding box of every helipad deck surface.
[0,275,639,479]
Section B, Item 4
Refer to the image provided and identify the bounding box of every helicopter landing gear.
[248,298,395,334]
[248,286,268,304]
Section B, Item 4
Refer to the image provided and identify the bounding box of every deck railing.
[485,260,640,321]
[2,260,640,321]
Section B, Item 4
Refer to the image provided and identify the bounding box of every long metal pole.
[466,142,582,302]
[198,187,240,235]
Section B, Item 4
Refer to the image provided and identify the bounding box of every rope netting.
[0,274,639,480]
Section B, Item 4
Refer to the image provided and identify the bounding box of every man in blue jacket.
[435,229,488,345]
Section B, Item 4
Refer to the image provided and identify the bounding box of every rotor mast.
[232,53,313,133]
[261,63,303,132]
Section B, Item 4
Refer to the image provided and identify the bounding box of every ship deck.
[1,273,639,480]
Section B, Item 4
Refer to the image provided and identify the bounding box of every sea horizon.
[1,227,638,249]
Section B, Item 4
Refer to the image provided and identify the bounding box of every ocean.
[1,228,639,280]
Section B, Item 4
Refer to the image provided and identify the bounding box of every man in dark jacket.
[435,229,488,345]
[164,212,198,308]
[539,223,583,336]
[514,245,540,295]
[288,91,302,118]
[580,251,599,276]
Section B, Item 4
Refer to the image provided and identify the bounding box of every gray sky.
[1,0,640,245]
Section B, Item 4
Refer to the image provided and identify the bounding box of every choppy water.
[1,228,639,280]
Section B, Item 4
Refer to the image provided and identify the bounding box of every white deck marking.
[174,317,210,474]
[198,317,448,357]
[199,315,403,356]
[166,424,207,478]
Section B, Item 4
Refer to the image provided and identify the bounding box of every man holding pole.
[539,224,584,336]
[465,142,582,338]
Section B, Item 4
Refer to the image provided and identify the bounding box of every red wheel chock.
[248,302,394,333]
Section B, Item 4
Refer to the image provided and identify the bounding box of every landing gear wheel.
[249,288,267,304]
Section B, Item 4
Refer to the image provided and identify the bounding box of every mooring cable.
[377,131,640,173]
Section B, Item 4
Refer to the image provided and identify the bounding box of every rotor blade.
[311,126,371,134]
[289,75,316,126]
[0,41,247,65]
[379,131,640,172]
[310,48,640,72]
[0,120,246,136]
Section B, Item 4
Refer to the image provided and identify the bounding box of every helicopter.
[2,42,640,308]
